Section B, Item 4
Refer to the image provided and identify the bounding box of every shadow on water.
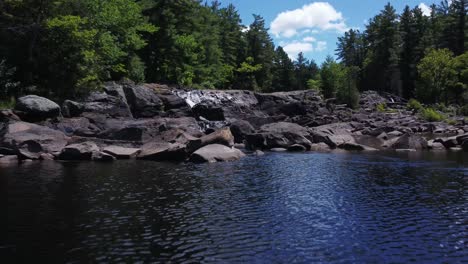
[1,151,467,263]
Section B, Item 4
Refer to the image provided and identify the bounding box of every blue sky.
[221,0,440,64]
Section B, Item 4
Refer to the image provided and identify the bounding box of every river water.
[2,151,467,263]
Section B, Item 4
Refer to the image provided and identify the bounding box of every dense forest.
[0,0,466,110]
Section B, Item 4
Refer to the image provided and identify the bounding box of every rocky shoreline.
[1,82,467,165]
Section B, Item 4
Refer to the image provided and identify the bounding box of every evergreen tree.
[362,3,401,94]
[271,47,295,92]
[245,15,275,91]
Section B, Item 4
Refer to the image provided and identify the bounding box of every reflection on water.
[1,151,467,263]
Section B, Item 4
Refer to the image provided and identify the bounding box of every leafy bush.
[0,97,16,109]
[407,99,423,112]
[421,108,445,122]
[0,60,20,99]
[376,103,386,112]
[459,105,468,116]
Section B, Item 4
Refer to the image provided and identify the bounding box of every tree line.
[0,0,466,109]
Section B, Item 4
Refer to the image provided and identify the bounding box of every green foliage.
[320,56,346,99]
[0,0,465,103]
[459,105,468,116]
[0,60,20,99]
[407,99,424,111]
[0,97,16,109]
[376,103,387,112]
[421,107,445,122]
[416,49,457,104]
[307,78,321,91]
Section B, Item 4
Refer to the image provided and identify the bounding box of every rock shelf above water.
[1,82,467,164]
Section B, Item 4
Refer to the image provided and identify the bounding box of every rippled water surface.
[2,151,467,263]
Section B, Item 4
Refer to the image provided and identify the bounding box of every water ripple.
[2,152,467,263]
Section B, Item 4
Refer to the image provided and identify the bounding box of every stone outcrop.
[1,82,467,165]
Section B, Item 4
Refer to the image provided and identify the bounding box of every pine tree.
[272,46,295,92]
[362,3,401,94]
[245,15,275,91]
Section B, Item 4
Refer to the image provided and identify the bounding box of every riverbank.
[1,82,467,165]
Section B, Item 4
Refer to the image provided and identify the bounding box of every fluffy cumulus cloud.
[283,42,314,59]
[270,2,347,38]
[303,36,316,42]
[283,40,327,59]
[418,3,431,16]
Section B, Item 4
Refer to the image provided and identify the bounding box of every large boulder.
[247,122,312,150]
[58,141,99,160]
[124,85,163,117]
[192,102,225,121]
[62,83,133,118]
[15,95,61,120]
[230,120,255,143]
[187,128,234,152]
[189,144,245,163]
[0,121,69,157]
[391,134,428,150]
[309,123,355,148]
[137,142,188,161]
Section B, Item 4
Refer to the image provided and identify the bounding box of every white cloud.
[418,3,431,16]
[316,41,327,52]
[270,2,348,38]
[303,36,316,42]
[283,42,314,59]
[282,40,328,59]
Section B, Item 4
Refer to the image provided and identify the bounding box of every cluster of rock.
[1,82,467,165]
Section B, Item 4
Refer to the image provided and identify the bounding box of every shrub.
[407,99,423,112]
[0,97,16,109]
[459,105,468,116]
[376,103,386,112]
[421,108,445,122]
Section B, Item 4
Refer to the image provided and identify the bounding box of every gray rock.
[62,100,84,117]
[137,142,188,161]
[103,146,140,159]
[0,155,18,165]
[270,148,288,152]
[190,144,245,163]
[124,85,163,117]
[288,144,307,152]
[187,128,234,152]
[15,95,61,120]
[230,120,255,143]
[309,143,331,151]
[0,121,69,155]
[310,123,355,148]
[92,151,116,162]
[338,142,377,151]
[391,134,428,150]
[58,142,99,160]
[254,150,265,156]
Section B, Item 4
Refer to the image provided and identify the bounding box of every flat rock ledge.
[1,83,467,165]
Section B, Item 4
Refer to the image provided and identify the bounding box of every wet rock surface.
[1,83,467,164]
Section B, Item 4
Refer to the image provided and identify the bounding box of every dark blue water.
[2,151,467,263]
